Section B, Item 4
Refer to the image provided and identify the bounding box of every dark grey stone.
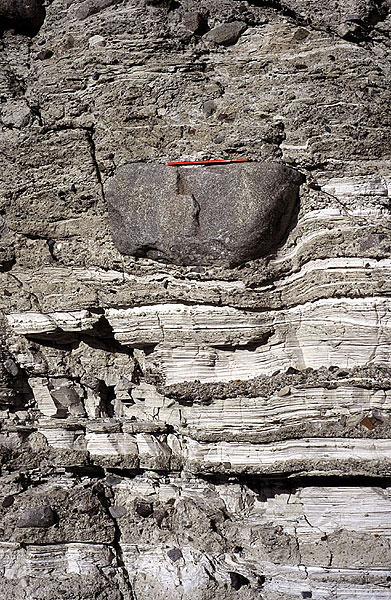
[213,133,224,144]
[16,505,57,528]
[105,475,123,487]
[337,21,364,41]
[229,572,250,590]
[0,217,15,271]
[183,11,208,34]
[135,500,153,518]
[76,0,118,20]
[203,100,216,117]
[0,245,16,271]
[109,505,127,518]
[106,162,304,267]
[167,548,183,562]
[203,21,247,46]
[4,359,18,377]
[36,49,53,60]
[153,507,168,526]
[50,386,80,407]
[2,495,15,508]
[0,0,45,35]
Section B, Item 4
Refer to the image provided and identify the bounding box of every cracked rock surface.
[0,0,391,598]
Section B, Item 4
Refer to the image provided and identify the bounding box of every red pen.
[166,158,250,166]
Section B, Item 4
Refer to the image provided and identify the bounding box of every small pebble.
[183,11,208,34]
[109,505,127,518]
[167,548,183,562]
[153,507,168,526]
[213,133,224,144]
[277,386,291,397]
[63,34,75,49]
[203,100,216,117]
[88,35,106,48]
[105,475,122,486]
[343,13,361,22]
[203,21,247,46]
[2,495,15,508]
[293,27,310,41]
[4,358,18,377]
[16,505,57,528]
[135,500,153,518]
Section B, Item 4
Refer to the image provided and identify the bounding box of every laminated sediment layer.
[0,0,390,598]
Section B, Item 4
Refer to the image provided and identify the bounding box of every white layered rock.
[321,175,389,198]
[32,421,391,476]
[7,296,391,385]
[141,297,391,383]
[6,310,100,336]
[179,385,391,440]
[24,543,115,577]
[104,303,271,346]
[106,474,391,599]
[184,437,391,473]
[262,565,391,600]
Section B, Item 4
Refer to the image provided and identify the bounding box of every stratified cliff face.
[1,1,391,599]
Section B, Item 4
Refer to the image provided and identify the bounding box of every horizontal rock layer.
[2,472,391,599]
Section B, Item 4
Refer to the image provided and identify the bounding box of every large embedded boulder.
[105,162,304,267]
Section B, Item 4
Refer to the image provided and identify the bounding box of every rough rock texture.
[106,162,304,266]
[0,0,391,598]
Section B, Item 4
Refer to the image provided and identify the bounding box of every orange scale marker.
[166,158,250,166]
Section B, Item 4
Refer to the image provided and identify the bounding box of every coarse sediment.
[0,0,390,598]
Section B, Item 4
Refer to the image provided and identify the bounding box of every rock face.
[0,0,45,35]
[106,162,303,266]
[0,0,391,598]
[75,0,119,21]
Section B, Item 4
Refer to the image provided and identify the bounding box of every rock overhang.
[0,0,45,36]
[105,161,304,267]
